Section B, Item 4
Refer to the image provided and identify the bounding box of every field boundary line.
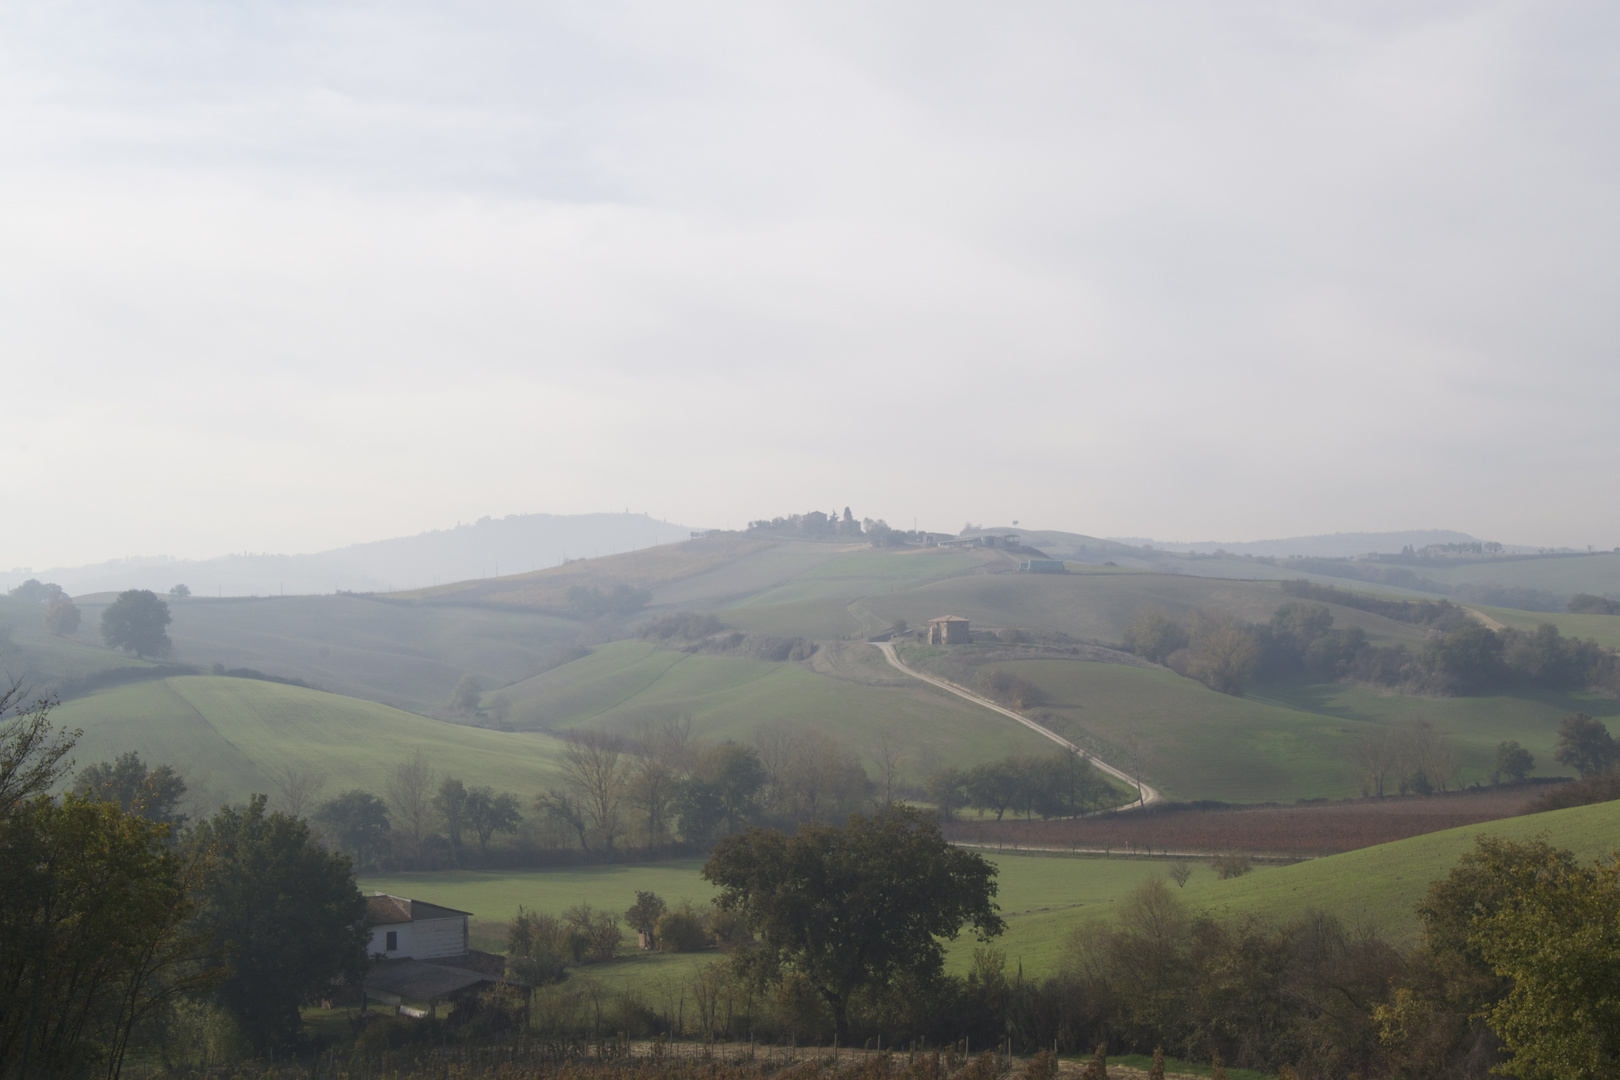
[869,643,1161,809]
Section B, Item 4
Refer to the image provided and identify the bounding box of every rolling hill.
[50,676,568,811]
[15,526,1620,809]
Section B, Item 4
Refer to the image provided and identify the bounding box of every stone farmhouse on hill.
[359,894,507,1019]
[928,615,970,645]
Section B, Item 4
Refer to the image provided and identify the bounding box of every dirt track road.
[871,642,1162,809]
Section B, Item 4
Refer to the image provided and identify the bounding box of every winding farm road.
[870,641,1163,810]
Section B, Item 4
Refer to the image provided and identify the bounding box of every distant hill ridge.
[3,512,700,598]
[1109,530,1498,558]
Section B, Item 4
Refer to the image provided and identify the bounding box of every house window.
[385,931,398,951]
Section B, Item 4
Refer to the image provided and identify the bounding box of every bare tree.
[1348,727,1400,798]
[558,732,629,853]
[270,763,327,819]
[0,680,79,818]
[386,748,437,866]
[628,756,677,853]
[753,723,802,818]
[869,728,906,806]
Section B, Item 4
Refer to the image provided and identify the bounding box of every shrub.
[1209,853,1254,880]
[655,906,707,952]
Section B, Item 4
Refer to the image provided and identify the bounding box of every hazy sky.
[4,1,1617,568]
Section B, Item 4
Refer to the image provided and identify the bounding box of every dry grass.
[395,535,776,608]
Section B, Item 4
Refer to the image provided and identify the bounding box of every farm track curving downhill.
[870,641,1162,810]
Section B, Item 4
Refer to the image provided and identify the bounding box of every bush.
[1209,853,1254,880]
[655,906,707,952]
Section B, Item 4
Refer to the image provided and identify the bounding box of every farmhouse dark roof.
[367,894,473,925]
[362,959,495,1001]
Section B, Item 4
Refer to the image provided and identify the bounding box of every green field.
[1479,605,1620,650]
[1415,551,1620,596]
[52,676,568,809]
[495,639,1057,779]
[358,850,1173,980]
[1179,798,1620,944]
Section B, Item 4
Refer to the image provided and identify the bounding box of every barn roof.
[928,615,970,624]
[367,894,473,925]
[362,959,496,1002]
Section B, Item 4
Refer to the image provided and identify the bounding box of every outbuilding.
[927,615,971,645]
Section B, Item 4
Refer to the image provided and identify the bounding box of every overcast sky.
[3,1,1617,568]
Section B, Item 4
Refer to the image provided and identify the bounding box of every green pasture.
[56,593,583,716]
[357,851,1170,980]
[1252,680,1620,785]
[865,574,1427,649]
[496,640,1056,779]
[52,676,567,808]
[1179,798,1620,945]
[648,541,855,609]
[1480,605,1620,650]
[725,549,990,611]
[1416,551,1620,596]
[918,655,1357,802]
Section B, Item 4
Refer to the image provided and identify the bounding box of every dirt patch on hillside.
[946,785,1551,858]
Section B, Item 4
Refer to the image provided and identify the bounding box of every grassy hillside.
[976,799,1620,977]
[494,640,1058,778]
[1182,798,1620,943]
[51,676,568,809]
[1479,605,1620,650]
[356,851,1169,975]
[944,657,1359,802]
[869,573,1428,648]
[1415,551,1620,596]
[54,594,583,716]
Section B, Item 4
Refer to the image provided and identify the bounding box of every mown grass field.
[495,640,1056,779]
[357,851,1172,981]
[51,676,568,808]
[1414,550,1620,595]
[866,573,1428,649]
[1479,605,1620,650]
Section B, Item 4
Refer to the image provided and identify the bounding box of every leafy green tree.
[42,597,80,636]
[625,890,667,937]
[75,750,189,830]
[1472,850,1620,1079]
[505,906,571,984]
[100,589,173,658]
[680,742,765,838]
[0,793,219,1078]
[925,766,967,821]
[1122,608,1188,663]
[447,673,482,712]
[168,584,191,600]
[965,759,1025,820]
[187,795,370,1051]
[703,804,1004,1037]
[464,786,522,860]
[1555,712,1616,778]
[1185,617,1260,696]
[1419,622,1504,689]
[313,789,391,871]
[7,579,65,603]
[1491,740,1535,785]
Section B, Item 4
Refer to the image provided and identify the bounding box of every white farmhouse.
[366,893,473,960]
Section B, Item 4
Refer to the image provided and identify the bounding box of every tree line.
[1,684,372,1076]
[1123,597,1620,697]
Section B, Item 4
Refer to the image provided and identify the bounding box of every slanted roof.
[367,893,473,925]
[928,615,970,624]
[362,959,495,1002]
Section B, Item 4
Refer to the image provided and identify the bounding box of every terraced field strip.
[871,642,1161,808]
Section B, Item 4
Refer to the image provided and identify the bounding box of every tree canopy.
[702,804,1003,1037]
[75,750,189,830]
[186,795,370,1051]
[100,589,173,658]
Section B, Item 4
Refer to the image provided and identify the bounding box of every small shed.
[928,616,971,645]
